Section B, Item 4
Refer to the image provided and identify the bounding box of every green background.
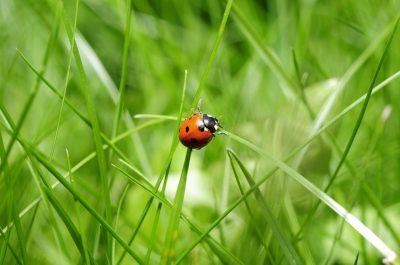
[1,0,400,264]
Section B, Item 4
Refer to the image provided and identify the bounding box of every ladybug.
[178,112,221,149]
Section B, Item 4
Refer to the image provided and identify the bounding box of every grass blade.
[28,156,72,261]
[161,148,192,264]
[116,70,188,264]
[112,163,169,206]
[144,162,170,264]
[0,225,11,265]
[29,159,88,263]
[225,131,399,263]
[0,110,27,264]
[66,148,92,265]
[324,17,399,192]
[112,183,130,265]
[228,151,275,262]
[74,31,152,176]
[1,99,129,264]
[353,252,360,265]
[111,0,133,139]
[227,149,302,265]
[9,178,27,264]
[0,0,59,176]
[293,15,400,249]
[62,4,112,260]
[231,2,299,99]
[134,114,178,120]
[191,0,233,109]
[33,147,144,263]
[0,226,22,265]
[0,117,165,238]
[0,106,144,264]
[50,0,76,160]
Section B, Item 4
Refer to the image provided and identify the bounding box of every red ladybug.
[178,112,221,149]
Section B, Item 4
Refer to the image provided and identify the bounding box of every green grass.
[1,0,400,264]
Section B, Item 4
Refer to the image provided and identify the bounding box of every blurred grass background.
[1,0,400,264]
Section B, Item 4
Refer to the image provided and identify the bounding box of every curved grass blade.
[0,107,144,264]
[2,108,140,263]
[66,148,92,265]
[28,156,72,261]
[175,169,278,263]
[28,159,90,264]
[110,145,242,264]
[225,131,398,263]
[309,18,395,135]
[228,151,276,261]
[0,118,164,237]
[114,158,243,264]
[324,16,399,193]
[227,150,302,265]
[0,0,59,176]
[293,15,400,248]
[31,146,144,264]
[113,158,243,265]
[231,2,300,99]
[74,30,152,176]
[62,3,112,258]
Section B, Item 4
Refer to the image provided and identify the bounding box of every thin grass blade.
[0,114,145,264]
[191,0,233,109]
[161,148,192,264]
[30,160,86,260]
[111,0,133,139]
[116,70,188,264]
[226,131,398,263]
[62,4,112,259]
[227,149,302,265]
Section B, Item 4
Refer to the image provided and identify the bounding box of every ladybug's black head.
[202,114,220,133]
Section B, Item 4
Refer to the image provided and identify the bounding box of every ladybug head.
[202,114,220,133]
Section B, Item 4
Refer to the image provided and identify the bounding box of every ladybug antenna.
[196,98,203,113]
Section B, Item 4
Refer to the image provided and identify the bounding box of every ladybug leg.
[213,129,226,136]
[190,108,202,115]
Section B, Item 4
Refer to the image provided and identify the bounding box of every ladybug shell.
[178,113,216,149]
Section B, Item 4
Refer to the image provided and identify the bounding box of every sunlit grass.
[1,0,400,264]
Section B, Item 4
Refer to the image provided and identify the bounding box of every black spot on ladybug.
[198,123,205,132]
[191,138,198,143]
[185,126,189,133]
